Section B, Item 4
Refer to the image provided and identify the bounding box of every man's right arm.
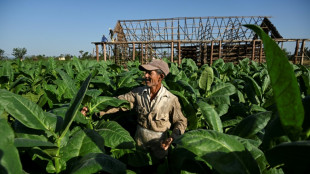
[81,89,136,117]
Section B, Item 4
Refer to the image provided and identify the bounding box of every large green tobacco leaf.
[0,89,58,133]
[265,141,310,173]
[232,111,272,138]
[197,100,223,132]
[245,25,304,139]
[72,56,84,72]
[89,96,130,114]
[59,129,105,170]
[96,121,135,149]
[174,130,260,174]
[70,153,126,174]
[0,119,23,174]
[61,74,91,136]
[206,82,236,105]
[199,66,214,92]
[56,69,77,98]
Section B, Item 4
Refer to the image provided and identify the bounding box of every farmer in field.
[81,59,187,159]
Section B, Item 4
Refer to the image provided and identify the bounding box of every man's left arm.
[170,97,187,140]
[161,97,187,150]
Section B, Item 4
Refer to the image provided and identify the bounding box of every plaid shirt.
[117,85,187,139]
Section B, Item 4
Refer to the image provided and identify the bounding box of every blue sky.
[1,0,309,57]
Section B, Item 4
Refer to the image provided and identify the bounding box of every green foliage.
[0,34,309,173]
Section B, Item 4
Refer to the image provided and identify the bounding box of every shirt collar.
[142,84,169,98]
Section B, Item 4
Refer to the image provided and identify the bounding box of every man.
[82,59,187,159]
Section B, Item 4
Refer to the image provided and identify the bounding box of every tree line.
[1,47,310,62]
[0,48,96,61]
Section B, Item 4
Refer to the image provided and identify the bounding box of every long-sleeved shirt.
[117,85,187,139]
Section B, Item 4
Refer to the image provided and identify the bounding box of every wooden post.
[96,44,99,62]
[141,43,144,64]
[294,40,300,64]
[171,42,174,62]
[103,43,106,61]
[252,40,256,61]
[114,44,117,64]
[178,41,181,65]
[300,40,305,65]
[203,43,207,65]
[219,40,222,59]
[109,45,111,60]
[132,43,135,61]
[210,41,214,65]
[145,44,148,61]
[281,42,284,50]
[259,41,263,63]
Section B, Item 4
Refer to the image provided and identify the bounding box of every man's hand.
[81,107,88,116]
[161,137,173,150]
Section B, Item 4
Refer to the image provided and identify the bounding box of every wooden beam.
[96,44,99,62]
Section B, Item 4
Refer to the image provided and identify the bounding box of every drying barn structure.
[92,16,309,65]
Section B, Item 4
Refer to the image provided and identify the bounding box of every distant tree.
[12,47,27,61]
[64,54,73,60]
[79,50,84,58]
[0,49,5,60]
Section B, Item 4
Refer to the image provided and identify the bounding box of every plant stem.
[54,138,61,173]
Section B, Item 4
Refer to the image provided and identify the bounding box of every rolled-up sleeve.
[170,97,187,139]
[117,90,136,110]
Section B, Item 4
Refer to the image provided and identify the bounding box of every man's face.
[143,70,161,87]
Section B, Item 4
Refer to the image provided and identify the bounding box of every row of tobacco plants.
[1,25,310,174]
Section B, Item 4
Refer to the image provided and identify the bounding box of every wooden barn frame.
[92,16,310,65]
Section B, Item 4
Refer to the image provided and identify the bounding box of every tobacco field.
[0,26,309,174]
